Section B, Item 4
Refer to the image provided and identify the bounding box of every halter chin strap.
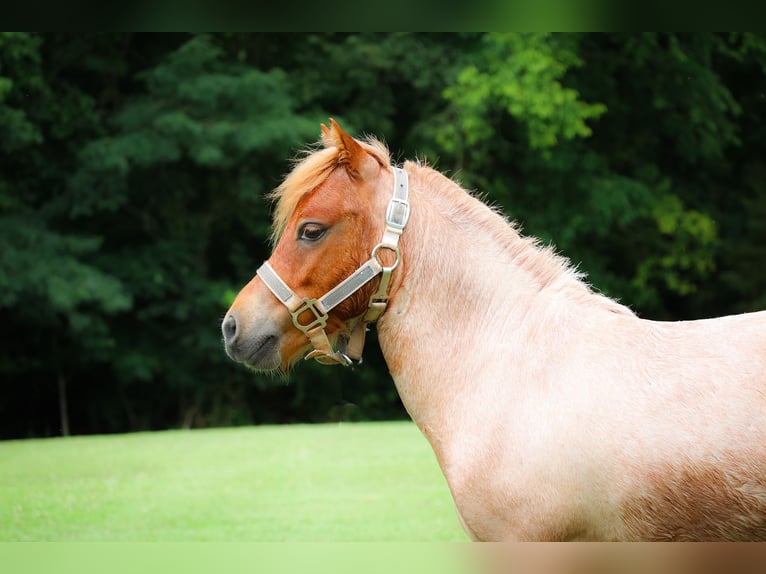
[256,167,410,366]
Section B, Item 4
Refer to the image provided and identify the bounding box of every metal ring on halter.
[371,243,400,272]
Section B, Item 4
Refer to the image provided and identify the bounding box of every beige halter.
[256,167,410,366]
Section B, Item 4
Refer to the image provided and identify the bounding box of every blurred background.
[1,33,765,439]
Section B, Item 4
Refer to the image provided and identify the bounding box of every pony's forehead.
[270,137,390,241]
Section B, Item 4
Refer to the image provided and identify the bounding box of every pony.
[222,119,766,541]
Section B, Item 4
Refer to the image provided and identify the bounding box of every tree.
[0,33,131,436]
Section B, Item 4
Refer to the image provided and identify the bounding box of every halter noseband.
[256,167,410,366]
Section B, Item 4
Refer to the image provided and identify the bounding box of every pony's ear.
[320,122,333,145]
[322,118,377,180]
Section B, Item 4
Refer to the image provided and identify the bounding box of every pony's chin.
[238,334,282,372]
[244,356,281,372]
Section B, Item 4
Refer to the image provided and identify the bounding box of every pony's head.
[222,119,404,371]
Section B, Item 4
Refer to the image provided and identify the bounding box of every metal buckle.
[385,197,410,231]
[290,298,328,334]
[313,351,352,366]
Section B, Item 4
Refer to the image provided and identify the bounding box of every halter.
[256,167,410,366]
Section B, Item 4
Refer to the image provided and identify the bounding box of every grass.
[0,421,467,541]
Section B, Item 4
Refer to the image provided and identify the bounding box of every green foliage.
[635,194,718,296]
[2,33,766,437]
[624,34,743,164]
[0,216,129,313]
[68,34,316,217]
[440,33,606,155]
[0,34,45,153]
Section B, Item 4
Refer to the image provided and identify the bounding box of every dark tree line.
[2,33,765,438]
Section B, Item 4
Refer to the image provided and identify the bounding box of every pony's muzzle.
[221,310,281,370]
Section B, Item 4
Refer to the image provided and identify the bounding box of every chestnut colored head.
[222,119,392,371]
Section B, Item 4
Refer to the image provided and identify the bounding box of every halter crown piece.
[256,167,410,366]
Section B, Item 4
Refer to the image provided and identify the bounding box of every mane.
[404,161,634,315]
[268,136,390,242]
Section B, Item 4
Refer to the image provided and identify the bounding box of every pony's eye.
[299,223,327,242]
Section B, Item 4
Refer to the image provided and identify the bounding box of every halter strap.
[256,167,410,366]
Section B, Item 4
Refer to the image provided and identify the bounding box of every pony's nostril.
[222,314,238,345]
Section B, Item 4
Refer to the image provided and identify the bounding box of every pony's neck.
[376,163,630,454]
[386,161,604,325]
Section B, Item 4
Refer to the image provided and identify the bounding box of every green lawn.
[0,421,467,541]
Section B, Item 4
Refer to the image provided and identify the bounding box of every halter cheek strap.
[256,167,410,366]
